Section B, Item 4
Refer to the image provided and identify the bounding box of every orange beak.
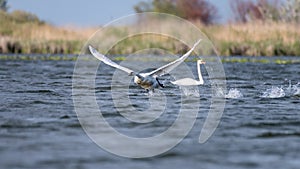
[199,60,206,64]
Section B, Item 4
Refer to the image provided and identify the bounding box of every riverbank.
[205,22,300,56]
[1,11,299,56]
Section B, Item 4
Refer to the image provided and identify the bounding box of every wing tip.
[88,45,95,54]
[194,39,203,47]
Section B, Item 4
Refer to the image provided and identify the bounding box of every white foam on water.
[284,81,299,97]
[261,81,300,98]
[213,87,243,99]
[261,86,285,98]
[213,87,225,98]
[292,82,300,96]
[225,88,243,99]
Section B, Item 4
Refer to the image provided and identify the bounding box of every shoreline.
[1,54,299,64]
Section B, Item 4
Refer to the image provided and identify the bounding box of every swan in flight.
[88,39,204,92]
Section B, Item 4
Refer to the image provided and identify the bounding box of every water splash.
[148,89,165,97]
[261,81,300,98]
[180,86,200,97]
[292,82,300,96]
[261,86,285,98]
[225,88,243,99]
[213,87,225,98]
[214,87,243,99]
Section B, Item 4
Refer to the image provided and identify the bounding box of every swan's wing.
[88,45,134,75]
[146,39,202,77]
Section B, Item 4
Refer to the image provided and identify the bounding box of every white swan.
[88,39,203,91]
[170,59,205,86]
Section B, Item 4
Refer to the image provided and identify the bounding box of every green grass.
[1,54,299,66]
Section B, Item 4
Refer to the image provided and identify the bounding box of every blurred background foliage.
[0,0,300,56]
[230,0,300,23]
[134,0,218,24]
[134,0,300,24]
[0,0,8,12]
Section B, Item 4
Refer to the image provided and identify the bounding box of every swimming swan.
[170,59,205,86]
[88,39,203,91]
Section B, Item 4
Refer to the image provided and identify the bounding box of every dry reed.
[1,17,300,56]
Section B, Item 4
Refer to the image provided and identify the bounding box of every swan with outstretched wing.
[88,39,204,91]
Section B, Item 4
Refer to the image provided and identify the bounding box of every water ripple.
[256,132,300,138]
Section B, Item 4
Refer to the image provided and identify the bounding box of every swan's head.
[128,72,135,76]
[198,59,206,64]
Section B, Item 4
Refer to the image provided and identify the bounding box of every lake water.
[1,56,300,169]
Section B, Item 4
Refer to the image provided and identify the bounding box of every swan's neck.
[197,60,204,84]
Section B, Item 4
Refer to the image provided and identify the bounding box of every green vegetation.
[221,57,300,64]
[1,53,299,66]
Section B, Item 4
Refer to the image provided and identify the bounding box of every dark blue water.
[1,57,299,169]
